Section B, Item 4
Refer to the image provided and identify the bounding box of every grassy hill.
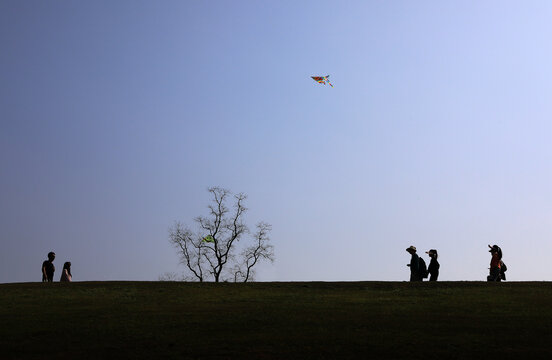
[1,281,551,359]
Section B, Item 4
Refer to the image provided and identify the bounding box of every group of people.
[406,246,440,281]
[41,247,506,283]
[41,252,72,282]
[405,245,507,282]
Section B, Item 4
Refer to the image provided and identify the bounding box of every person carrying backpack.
[487,245,503,281]
[406,246,423,281]
[426,249,440,281]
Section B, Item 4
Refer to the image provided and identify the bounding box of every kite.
[311,75,333,87]
[202,235,215,243]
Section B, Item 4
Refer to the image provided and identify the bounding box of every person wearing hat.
[42,251,56,282]
[487,245,502,281]
[426,249,440,281]
[406,246,422,281]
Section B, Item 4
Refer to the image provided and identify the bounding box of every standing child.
[42,252,56,282]
[60,262,72,282]
[426,249,440,281]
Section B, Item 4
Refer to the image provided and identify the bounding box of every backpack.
[500,260,507,281]
[418,257,429,279]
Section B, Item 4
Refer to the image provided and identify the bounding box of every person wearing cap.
[487,245,502,281]
[406,246,422,281]
[42,252,56,282]
[426,249,440,281]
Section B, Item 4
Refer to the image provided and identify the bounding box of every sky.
[1,1,552,283]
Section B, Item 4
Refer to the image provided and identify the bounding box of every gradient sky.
[2,1,552,283]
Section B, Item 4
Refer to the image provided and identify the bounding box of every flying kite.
[311,75,333,87]
[202,235,215,243]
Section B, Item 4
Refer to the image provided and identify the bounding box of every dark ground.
[1,281,551,359]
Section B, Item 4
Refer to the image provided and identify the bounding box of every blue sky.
[1,1,552,282]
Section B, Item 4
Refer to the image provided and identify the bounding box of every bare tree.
[169,187,274,282]
[233,222,274,282]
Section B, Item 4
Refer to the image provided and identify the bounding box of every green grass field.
[1,281,551,359]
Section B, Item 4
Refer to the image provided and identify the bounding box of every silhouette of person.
[60,262,72,282]
[426,249,440,281]
[487,245,502,281]
[42,252,56,282]
[406,246,422,281]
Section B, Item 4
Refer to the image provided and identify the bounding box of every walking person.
[426,249,440,281]
[60,262,72,282]
[487,245,502,281]
[42,252,56,282]
[406,246,422,281]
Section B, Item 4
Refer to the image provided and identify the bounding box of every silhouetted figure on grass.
[60,262,72,282]
[426,249,440,281]
[42,252,56,282]
[406,246,423,281]
[487,245,503,281]
[499,260,507,281]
